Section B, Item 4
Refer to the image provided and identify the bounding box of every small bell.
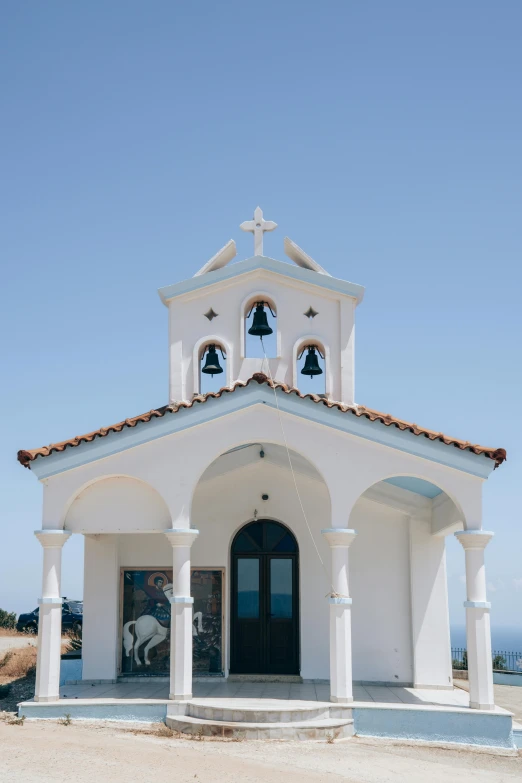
[301,346,323,377]
[201,344,224,376]
[248,303,273,337]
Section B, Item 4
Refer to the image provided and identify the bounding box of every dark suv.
[16,599,83,634]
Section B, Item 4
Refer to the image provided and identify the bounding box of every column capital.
[454,530,494,550]
[164,528,199,547]
[464,600,491,610]
[34,530,71,548]
[38,597,63,605]
[321,528,357,548]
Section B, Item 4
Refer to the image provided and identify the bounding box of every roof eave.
[18,375,504,481]
[157,256,365,306]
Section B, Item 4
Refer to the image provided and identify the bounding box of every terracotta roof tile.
[17,373,506,469]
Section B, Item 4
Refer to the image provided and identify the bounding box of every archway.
[347,474,463,689]
[191,441,330,679]
[230,519,299,675]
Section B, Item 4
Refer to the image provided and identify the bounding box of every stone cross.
[240,206,277,256]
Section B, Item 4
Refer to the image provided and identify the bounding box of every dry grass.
[128,724,248,743]
[6,715,25,726]
[0,629,28,638]
[0,639,71,714]
[0,646,36,713]
[0,646,38,712]
[0,647,37,680]
[131,723,175,738]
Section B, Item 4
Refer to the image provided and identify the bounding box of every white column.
[321,528,357,703]
[82,535,119,681]
[164,527,199,700]
[34,530,71,702]
[455,530,495,710]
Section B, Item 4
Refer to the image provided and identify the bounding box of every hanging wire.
[260,337,339,598]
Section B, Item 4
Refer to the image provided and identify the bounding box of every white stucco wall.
[41,403,485,536]
[349,499,413,684]
[65,476,171,533]
[409,516,453,688]
[82,534,119,680]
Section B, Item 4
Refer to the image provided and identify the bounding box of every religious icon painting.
[120,569,223,675]
[121,570,173,674]
[191,569,223,674]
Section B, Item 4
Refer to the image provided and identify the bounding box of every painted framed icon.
[120,568,224,675]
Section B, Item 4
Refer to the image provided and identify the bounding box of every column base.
[169,693,192,701]
[470,701,496,711]
[34,695,60,703]
[330,695,353,704]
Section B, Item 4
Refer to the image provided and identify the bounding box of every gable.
[158,256,364,305]
[18,374,504,480]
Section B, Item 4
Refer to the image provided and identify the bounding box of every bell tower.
[158,208,364,405]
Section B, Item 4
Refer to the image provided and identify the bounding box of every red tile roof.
[17,373,506,469]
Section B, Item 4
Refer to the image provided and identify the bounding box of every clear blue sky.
[1,2,521,642]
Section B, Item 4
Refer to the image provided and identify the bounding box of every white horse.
[123,584,173,666]
[193,611,203,636]
[123,586,204,666]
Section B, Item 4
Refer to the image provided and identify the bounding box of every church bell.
[248,302,273,337]
[301,346,323,377]
[201,344,224,377]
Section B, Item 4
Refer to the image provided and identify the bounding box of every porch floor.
[56,680,475,709]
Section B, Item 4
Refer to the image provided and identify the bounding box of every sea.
[451,626,522,653]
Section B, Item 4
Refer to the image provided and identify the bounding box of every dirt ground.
[1,640,521,782]
[0,719,520,783]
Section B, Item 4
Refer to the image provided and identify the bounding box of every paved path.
[0,636,36,655]
[0,720,520,783]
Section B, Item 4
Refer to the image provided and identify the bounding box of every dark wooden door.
[231,520,299,675]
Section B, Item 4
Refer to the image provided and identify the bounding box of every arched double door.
[230,520,299,675]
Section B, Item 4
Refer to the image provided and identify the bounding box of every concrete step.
[166,713,354,741]
[227,674,303,683]
[183,699,351,724]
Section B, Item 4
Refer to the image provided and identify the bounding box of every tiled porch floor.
[58,680,473,709]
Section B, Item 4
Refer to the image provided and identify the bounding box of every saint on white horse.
[123,582,204,666]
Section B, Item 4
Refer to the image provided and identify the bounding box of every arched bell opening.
[296,342,326,396]
[230,519,299,675]
[244,296,277,360]
[199,341,227,395]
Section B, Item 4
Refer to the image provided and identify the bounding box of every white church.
[18,209,515,747]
